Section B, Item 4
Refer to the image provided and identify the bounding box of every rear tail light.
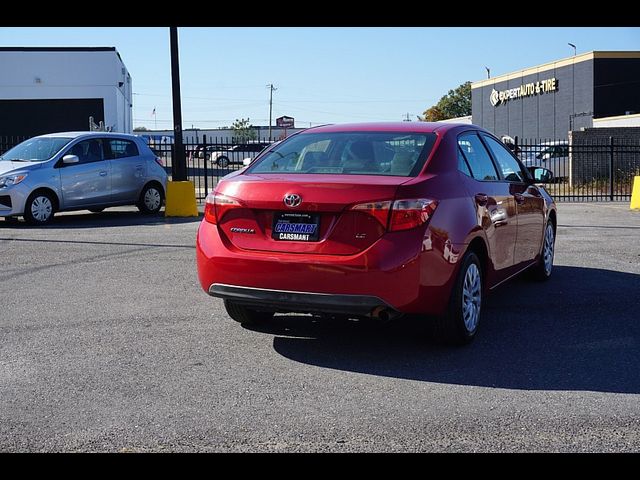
[389,199,438,231]
[204,192,243,224]
[351,200,392,228]
[155,156,164,167]
[350,198,437,232]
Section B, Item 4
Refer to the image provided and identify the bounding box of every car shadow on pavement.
[246,266,640,394]
[0,209,203,229]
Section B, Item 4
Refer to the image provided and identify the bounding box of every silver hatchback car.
[0,132,168,225]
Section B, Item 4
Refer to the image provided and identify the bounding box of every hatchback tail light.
[350,198,437,232]
[155,156,164,167]
[204,192,244,224]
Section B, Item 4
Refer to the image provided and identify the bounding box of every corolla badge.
[283,193,302,208]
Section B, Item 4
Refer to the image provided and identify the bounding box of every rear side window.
[247,132,437,177]
[107,139,139,159]
[457,147,472,176]
[457,133,499,181]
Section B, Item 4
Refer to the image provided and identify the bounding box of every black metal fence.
[0,135,28,155]
[2,134,639,202]
[513,138,640,201]
[150,135,275,201]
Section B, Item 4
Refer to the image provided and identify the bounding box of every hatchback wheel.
[216,156,229,168]
[434,251,482,345]
[24,191,56,225]
[224,300,274,325]
[530,220,555,281]
[137,184,163,215]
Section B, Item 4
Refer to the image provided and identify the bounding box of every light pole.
[267,84,277,141]
[485,66,490,79]
[568,43,576,56]
[170,27,186,181]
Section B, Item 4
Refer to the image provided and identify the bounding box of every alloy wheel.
[462,263,482,333]
[543,223,555,276]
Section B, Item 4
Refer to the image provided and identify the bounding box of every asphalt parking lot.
[1,203,639,452]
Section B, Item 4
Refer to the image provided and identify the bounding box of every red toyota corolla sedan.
[196,122,556,345]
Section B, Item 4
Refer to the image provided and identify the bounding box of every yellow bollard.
[164,180,199,217]
[631,176,640,210]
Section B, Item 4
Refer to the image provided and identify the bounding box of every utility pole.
[170,27,186,181]
[403,113,411,122]
[267,83,277,140]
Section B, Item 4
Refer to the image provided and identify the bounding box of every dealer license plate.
[272,212,320,242]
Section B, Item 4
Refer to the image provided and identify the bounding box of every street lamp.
[568,43,576,56]
[485,66,491,79]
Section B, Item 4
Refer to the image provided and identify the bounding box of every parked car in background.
[520,141,569,179]
[197,141,273,168]
[196,122,557,345]
[0,132,167,225]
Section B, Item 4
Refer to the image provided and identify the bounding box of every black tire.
[89,208,105,213]
[23,190,56,225]
[433,251,483,346]
[137,183,164,215]
[224,300,274,325]
[529,220,555,281]
[216,156,229,168]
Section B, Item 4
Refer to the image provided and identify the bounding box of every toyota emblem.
[283,193,302,208]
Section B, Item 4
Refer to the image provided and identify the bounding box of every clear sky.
[0,27,638,130]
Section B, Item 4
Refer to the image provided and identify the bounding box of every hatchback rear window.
[247,132,437,176]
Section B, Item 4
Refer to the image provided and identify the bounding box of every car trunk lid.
[214,173,412,255]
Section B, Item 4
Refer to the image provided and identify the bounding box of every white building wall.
[436,115,473,124]
[0,49,132,132]
[593,113,640,128]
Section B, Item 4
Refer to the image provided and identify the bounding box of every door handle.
[99,171,108,176]
[514,193,525,205]
[474,193,488,206]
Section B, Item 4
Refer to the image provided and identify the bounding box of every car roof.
[304,122,464,134]
[37,131,141,140]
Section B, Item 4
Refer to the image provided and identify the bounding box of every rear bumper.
[196,220,462,316]
[209,283,397,317]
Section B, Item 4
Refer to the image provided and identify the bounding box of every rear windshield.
[247,132,437,176]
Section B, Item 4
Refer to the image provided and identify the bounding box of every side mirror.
[242,158,252,166]
[528,166,553,184]
[62,154,79,165]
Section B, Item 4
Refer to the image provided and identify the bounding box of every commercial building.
[471,51,640,140]
[0,47,132,137]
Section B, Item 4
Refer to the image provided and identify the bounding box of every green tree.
[421,81,471,121]
[133,126,149,131]
[423,105,445,122]
[231,118,257,141]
